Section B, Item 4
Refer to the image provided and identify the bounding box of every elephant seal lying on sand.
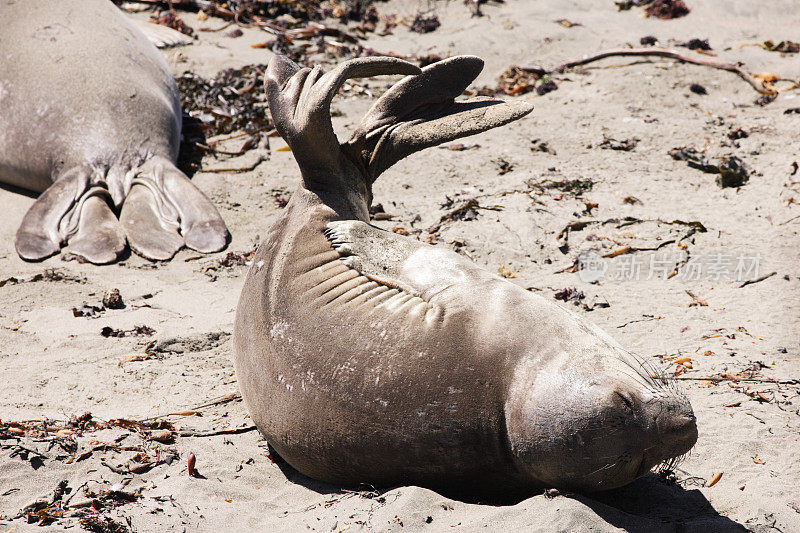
[234,55,697,492]
[0,0,229,263]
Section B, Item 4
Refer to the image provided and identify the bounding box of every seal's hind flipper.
[65,194,126,264]
[345,56,534,182]
[14,167,90,261]
[120,182,183,261]
[120,158,229,261]
[162,167,230,254]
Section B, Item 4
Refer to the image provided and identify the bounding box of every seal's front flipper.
[326,220,422,295]
[120,158,229,261]
[132,19,193,48]
[15,167,89,261]
[326,220,484,299]
[65,194,126,264]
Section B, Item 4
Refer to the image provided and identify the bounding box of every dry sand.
[1,1,799,531]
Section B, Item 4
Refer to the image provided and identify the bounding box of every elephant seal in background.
[0,0,229,263]
[234,55,697,492]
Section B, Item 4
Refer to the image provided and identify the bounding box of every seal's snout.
[654,403,698,459]
[635,387,698,471]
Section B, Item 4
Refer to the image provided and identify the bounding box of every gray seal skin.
[234,55,698,492]
[0,0,229,263]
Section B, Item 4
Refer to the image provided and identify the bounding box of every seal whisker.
[612,365,665,395]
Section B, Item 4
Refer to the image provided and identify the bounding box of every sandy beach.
[1,1,799,531]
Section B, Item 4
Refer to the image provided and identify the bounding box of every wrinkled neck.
[303,183,370,221]
[299,158,371,221]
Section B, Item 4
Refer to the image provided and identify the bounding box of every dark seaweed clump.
[177,65,270,137]
[669,147,749,188]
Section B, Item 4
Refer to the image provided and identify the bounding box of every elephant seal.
[0,0,229,263]
[234,55,697,492]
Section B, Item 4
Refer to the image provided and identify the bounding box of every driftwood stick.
[200,154,266,173]
[136,392,242,422]
[177,425,257,437]
[526,48,776,95]
[738,271,777,288]
[675,376,799,385]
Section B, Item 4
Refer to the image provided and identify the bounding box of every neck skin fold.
[298,155,372,221]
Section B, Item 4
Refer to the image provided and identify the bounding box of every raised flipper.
[120,156,229,261]
[266,55,422,180]
[326,220,492,300]
[344,56,534,183]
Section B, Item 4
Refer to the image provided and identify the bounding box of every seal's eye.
[616,391,635,414]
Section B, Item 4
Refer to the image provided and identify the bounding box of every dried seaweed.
[615,0,690,17]
[425,197,503,234]
[554,287,585,304]
[80,514,131,533]
[177,65,270,137]
[615,0,650,10]
[679,38,711,51]
[417,54,444,67]
[479,67,556,96]
[150,11,194,36]
[1,392,249,530]
[599,136,639,151]
[202,249,257,280]
[72,303,104,318]
[527,178,594,196]
[728,128,748,140]
[536,79,558,95]
[762,40,800,54]
[540,48,776,95]
[644,0,690,19]
[495,158,514,175]
[100,325,156,338]
[409,12,440,33]
[669,147,749,187]
[0,269,85,288]
[531,139,556,155]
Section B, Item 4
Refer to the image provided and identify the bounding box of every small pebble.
[102,288,124,309]
[690,83,708,95]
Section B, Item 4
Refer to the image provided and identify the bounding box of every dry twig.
[738,271,777,288]
[178,425,257,437]
[524,48,779,95]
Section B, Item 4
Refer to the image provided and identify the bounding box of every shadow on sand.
[0,181,37,199]
[570,473,747,532]
[272,449,745,533]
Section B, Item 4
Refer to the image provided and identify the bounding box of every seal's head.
[506,345,697,492]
